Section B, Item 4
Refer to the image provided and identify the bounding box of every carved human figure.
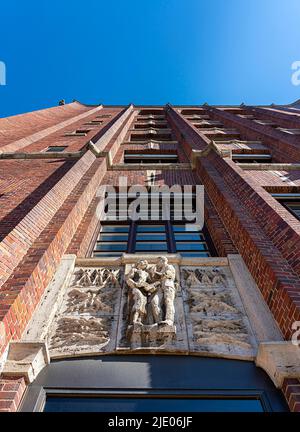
[150,257,177,326]
[126,260,159,325]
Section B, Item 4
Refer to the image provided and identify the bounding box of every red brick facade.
[282,378,300,412]
[0,101,300,411]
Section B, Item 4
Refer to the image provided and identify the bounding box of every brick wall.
[282,378,300,412]
[0,377,26,412]
[1,102,300,412]
[167,106,300,341]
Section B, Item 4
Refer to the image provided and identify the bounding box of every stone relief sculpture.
[181,266,254,357]
[125,257,177,344]
[182,268,224,286]
[50,316,110,350]
[47,261,254,358]
[49,267,123,355]
[65,268,121,314]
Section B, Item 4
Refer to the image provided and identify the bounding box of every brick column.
[282,378,300,412]
[0,377,26,412]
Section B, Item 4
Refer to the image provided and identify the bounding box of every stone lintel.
[255,342,300,388]
[75,255,229,268]
[2,342,50,384]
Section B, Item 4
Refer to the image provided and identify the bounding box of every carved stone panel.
[45,257,258,359]
[48,267,123,358]
[181,266,256,359]
[116,258,189,353]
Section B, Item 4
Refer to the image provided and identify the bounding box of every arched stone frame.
[19,355,288,412]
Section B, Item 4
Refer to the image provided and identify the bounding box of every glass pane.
[136,234,166,241]
[180,251,210,257]
[99,234,129,242]
[174,233,204,241]
[136,225,165,232]
[172,225,198,232]
[101,225,130,233]
[286,202,300,220]
[125,154,178,159]
[176,242,208,251]
[46,146,67,152]
[135,242,168,251]
[95,243,127,251]
[92,252,123,257]
[44,396,264,412]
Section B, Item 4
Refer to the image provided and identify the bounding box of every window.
[124,152,178,164]
[92,190,214,257]
[84,120,103,126]
[253,119,278,127]
[134,224,168,253]
[232,153,272,163]
[93,224,130,257]
[277,128,300,135]
[138,110,164,116]
[180,109,207,116]
[92,222,212,257]
[272,193,300,221]
[44,395,264,412]
[173,224,210,257]
[64,129,91,136]
[19,355,288,412]
[130,132,173,142]
[195,120,223,129]
[45,146,67,152]
[134,122,168,129]
[204,129,240,139]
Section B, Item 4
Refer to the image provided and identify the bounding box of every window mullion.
[127,221,136,253]
[166,221,176,253]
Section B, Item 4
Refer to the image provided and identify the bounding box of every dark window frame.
[92,220,215,257]
[272,193,300,222]
[19,355,288,412]
[44,146,68,153]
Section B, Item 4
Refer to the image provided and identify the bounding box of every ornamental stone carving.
[38,255,273,359]
[181,266,255,359]
[48,267,123,357]
[125,257,177,346]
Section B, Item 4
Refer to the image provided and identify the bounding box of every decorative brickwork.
[0,377,26,412]
[1,102,300,411]
[282,378,300,412]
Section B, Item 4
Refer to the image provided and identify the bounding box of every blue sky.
[0,0,300,117]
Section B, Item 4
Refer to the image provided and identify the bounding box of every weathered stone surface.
[23,255,76,342]
[228,255,283,343]
[20,255,271,360]
[117,259,189,353]
[181,266,256,359]
[1,342,50,384]
[48,266,123,358]
[256,342,300,388]
[125,258,177,340]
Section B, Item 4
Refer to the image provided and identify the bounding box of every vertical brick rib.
[282,378,300,412]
